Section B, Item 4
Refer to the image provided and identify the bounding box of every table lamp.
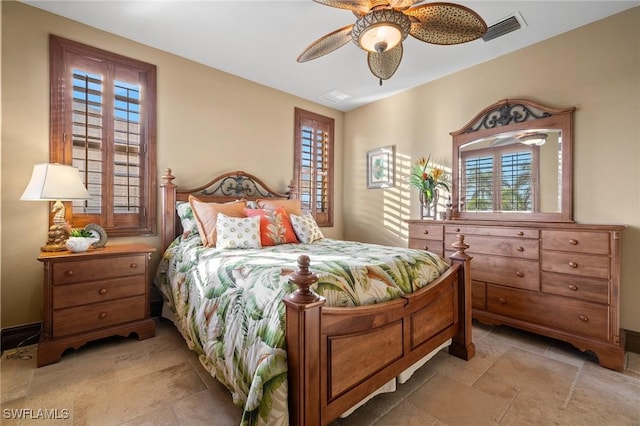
[21,163,91,251]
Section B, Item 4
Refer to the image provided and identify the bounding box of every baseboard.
[1,322,42,352]
[624,329,640,354]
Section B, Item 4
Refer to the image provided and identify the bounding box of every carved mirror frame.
[451,98,575,222]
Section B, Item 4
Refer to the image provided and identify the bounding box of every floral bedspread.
[155,235,448,425]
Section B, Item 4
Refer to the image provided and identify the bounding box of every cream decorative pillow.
[290,212,324,244]
[215,213,261,249]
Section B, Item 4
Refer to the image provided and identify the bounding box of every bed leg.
[448,234,476,361]
[284,255,326,426]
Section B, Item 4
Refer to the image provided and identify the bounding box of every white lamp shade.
[20,163,91,201]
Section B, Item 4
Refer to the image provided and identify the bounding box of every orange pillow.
[243,207,299,246]
[257,198,302,216]
[189,195,247,247]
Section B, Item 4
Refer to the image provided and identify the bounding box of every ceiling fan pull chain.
[379,78,383,86]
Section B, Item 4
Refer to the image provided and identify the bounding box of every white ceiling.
[21,0,640,111]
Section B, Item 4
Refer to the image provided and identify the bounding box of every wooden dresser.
[407,220,625,370]
[37,244,156,367]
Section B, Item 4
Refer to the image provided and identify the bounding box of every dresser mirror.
[451,99,575,222]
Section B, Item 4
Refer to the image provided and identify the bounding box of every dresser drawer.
[486,285,608,340]
[409,223,444,240]
[541,251,610,279]
[541,230,609,255]
[540,271,608,304]
[408,239,444,258]
[445,233,539,260]
[53,254,146,285]
[52,276,146,309]
[445,225,539,239]
[471,280,486,310]
[471,253,539,291]
[52,295,146,338]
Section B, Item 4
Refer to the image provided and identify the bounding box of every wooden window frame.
[293,108,334,227]
[50,35,157,237]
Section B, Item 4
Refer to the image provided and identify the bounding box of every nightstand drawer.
[53,254,146,284]
[52,295,146,338]
[52,276,146,309]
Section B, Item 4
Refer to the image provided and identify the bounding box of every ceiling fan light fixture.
[352,9,411,53]
[518,132,547,146]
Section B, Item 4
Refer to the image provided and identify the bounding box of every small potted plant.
[64,224,99,252]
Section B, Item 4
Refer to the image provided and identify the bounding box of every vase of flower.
[410,154,449,219]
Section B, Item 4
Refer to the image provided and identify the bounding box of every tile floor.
[1,319,638,425]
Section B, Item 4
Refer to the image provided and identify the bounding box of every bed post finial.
[451,234,470,258]
[162,168,175,186]
[287,255,322,304]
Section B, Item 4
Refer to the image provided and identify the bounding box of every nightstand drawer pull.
[515,271,524,278]
[516,246,524,252]
[569,261,578,268]
[568,284,578,291]
[569,239,578,245]
[130,263,138,269]
[99,288,108,295]
[579,315,589,322]
[65,270,74,276]
[99,312,107,319]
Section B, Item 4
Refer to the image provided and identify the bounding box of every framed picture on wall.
[367,145,395,189]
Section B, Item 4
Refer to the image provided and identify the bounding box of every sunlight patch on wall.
[382,152,413,241]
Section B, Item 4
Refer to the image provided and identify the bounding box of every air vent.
[483,13,526,42]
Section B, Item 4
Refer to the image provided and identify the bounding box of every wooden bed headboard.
[160,168,297,251]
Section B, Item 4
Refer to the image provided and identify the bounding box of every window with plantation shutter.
[294,108,334,227]
[50,35,156,237]
[460,145,538,213]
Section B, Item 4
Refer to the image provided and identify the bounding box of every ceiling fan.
[297,0,487,84]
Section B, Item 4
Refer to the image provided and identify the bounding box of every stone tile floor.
[2,319,638,425]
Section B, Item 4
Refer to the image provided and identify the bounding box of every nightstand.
[37,243,156,367]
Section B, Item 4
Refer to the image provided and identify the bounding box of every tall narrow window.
[50,35,156,236]
[461,145,538,213]
[294,108,334,227]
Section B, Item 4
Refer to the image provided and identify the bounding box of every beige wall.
[343,7,640,332]
[0,1,344,327]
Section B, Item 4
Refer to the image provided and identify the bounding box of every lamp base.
[42,224,70,252]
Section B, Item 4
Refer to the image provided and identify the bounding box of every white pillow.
[290,212,324,244]
[215,213,261,249]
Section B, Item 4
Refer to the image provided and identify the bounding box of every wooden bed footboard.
[285,237,474,426]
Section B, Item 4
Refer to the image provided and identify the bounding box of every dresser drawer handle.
[99,312,107,319]
[569,262,578,268]
[130,263,138,269]
[498,298,507,304]
[99,288,108,295]
[579,315,589,322]
[516,246,524,252]
[65,270,74,276]
[454,228,460,232]
[517,231,524,236]
[423,230,429,235]
[569,239,578,245]
[423,245,429,251]
[515,271,524,278]
[568,284,578,291]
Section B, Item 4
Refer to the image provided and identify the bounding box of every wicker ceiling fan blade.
[367,43,403,81]
[389,0,425,10]
[312,0,371,15]
[406,2,487,45]
[297,24,354,62]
